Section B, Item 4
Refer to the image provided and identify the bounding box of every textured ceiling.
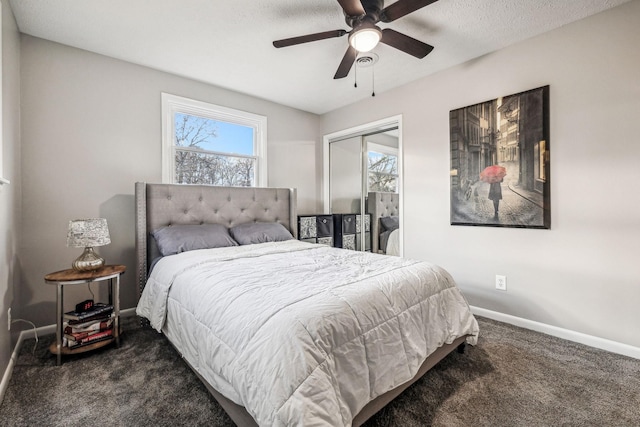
[9,0,632,114]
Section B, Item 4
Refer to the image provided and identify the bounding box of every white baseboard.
[0,330,24,404]
[471,306,640,360]
[0,307,138,404]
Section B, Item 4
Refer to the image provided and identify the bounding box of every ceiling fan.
[273,0,439,79]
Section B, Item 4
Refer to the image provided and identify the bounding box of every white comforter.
[137,240,478,426]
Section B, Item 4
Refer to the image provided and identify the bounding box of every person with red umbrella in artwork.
[480,165,507,216]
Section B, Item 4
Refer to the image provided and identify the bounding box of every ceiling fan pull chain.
[372,64,376,97]
[354,61,358,88]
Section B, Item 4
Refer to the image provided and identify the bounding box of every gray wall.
[4,2,639,383]
[18,35,321,326]
[321,1,640,348]
[0,0,21,380]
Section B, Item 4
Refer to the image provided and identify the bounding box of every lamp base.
[72,247,105,271]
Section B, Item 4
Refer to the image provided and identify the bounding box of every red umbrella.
[480,165,506,184]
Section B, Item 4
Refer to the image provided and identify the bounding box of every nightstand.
[45,265,125,365]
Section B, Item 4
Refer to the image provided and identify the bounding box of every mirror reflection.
[328,127,400,255]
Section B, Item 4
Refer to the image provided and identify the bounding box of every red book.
[67,327,114,348]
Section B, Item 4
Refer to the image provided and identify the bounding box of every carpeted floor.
[1,316,638,426]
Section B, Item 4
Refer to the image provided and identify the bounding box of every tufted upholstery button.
[184,209,188,214]
[167,196,172,200]
[199,197,203,202]
[241,208,245,213]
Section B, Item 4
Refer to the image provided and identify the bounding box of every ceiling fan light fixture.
[349,26,382,53]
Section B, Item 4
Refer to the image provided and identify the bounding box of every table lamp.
[66,218,111,271]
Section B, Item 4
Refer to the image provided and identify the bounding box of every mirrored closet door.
[324,117,402,256]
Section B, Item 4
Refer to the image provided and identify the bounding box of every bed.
[135,182,479,426]
[367,192,400,256]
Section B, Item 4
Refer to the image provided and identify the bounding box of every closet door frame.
[322,115,403,256]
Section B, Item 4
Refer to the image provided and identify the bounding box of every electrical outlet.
[495,275,507,291]
[7,308,11,331]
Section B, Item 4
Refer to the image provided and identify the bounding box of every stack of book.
[63,303,114,349]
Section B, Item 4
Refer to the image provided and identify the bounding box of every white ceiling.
[9,0,632,114]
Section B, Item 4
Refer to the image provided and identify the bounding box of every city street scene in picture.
[449,86,550,229]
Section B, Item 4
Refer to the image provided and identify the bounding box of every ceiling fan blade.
[273,30,347,48]
[337,0,366,17]
[381,0,439,23]
[334,46,358,79]
[380,28,434,58]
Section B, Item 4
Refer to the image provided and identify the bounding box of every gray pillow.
[380,216,399,232]
[151,224,238,256]
[230,222,293,245]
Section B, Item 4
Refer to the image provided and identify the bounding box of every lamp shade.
[67,218,111,248]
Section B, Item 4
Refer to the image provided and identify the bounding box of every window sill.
[0,177,10,185]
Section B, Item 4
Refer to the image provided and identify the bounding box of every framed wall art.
[449,85,550,229]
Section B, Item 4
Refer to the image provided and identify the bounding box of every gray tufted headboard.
[135,182,297,299]
[366,191,399,254]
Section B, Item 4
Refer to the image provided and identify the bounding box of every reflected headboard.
[135,182,297,299]
[366,192,399,253]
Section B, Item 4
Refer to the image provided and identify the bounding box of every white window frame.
[161,93,267,186]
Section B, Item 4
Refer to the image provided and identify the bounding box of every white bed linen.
[384,228,400,256]
[137,240,478,426]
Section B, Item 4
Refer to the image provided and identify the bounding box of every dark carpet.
[1,316,638,426]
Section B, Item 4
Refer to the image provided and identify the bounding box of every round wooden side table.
[45,265,126,365]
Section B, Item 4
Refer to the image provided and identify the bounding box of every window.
[367,142,398,192]
[162,93,267,186]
